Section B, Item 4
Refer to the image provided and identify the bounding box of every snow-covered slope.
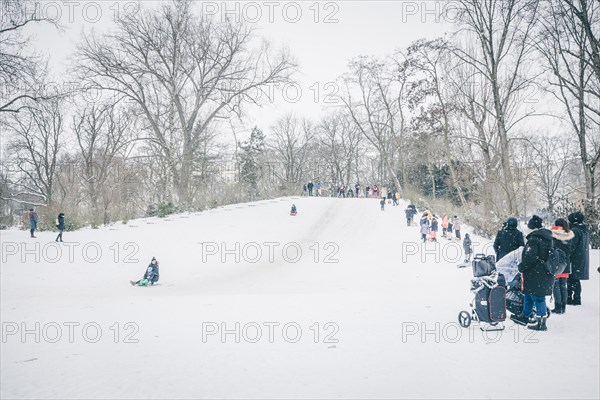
[1,197,599,399]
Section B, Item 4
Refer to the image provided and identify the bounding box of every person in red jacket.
[551,218,574,314]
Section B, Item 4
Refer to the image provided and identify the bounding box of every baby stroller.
[495,247,524,316]
[458,254,507,331]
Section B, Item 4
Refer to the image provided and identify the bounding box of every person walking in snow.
[420,214,430,243]
[55,213,65,242]
[550,218,574,314]
[380,197,385,211]
[28,208,38,238]
[355,182,360,198]
[131,257,160,286]
[453,215,462,240]
[510,215,554,331]
[307,180,314,196]
[302,184,307,196]
[493,217,525,261]
[567,211,590,306]
[441,215,449,237]
[365,185,370,198]
[405,204,417,226]
[463,233,473,263]
[315,181,321,197]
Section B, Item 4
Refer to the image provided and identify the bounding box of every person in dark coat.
[307,181,314,196]
[463,233,473,263]
[550,218,574,314]
[419,214,430,243]
[567,212,590,305]
[493,217,525,261]
[510,215,554,331]
[55,213,65,242]
[131,257,160,286]
[379,197,385,211]
[405,205,417,226]
[29,208,38,238]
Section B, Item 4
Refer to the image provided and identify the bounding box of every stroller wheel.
[458,311,471,328]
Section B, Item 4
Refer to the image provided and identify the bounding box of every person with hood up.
[29,208,38,238]
[510,215,554,331]
[567,211,590,305]
[550,218,574,314]
[131,257,160,286]
[493,217,525,261]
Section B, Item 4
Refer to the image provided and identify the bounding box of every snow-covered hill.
[1,197,599,399]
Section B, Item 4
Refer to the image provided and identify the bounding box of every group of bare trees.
[0,0,598,243]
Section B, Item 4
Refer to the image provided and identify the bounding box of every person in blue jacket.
[131,257,160,286]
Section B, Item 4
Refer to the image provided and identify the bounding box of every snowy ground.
[1,197,599,399]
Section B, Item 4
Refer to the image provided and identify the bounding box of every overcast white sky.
[24,1,457,139]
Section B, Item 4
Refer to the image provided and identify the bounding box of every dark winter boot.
[510,314,532,326]
[567,297,574,305]
[551,304,564,314]
[572,298,581,306]
[528,315,547,331]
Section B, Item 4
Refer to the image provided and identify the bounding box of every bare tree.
[269,114,315,186]
[73,101,134,225]
[0,0,58,113]
[340,56,405,192]
[319,111,362,189]
[74,0,295,207]
[536,0,600,205]
[453,0,541,214]
[525,133,577,213]
[405,38,467,205]
[2,98,64,206]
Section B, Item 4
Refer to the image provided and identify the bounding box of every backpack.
[545,241,568,275]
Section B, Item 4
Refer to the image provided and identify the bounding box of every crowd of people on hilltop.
[301,181,403,202]
[494,212,591,331]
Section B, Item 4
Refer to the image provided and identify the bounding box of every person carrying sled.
[463,233,473,264]
[55,212,65,242]
[131,257,160,286]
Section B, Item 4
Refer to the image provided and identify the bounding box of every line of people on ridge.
[302,181,401,201]
[494,213,591,331]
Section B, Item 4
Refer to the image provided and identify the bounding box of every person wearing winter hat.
[493,217,525,261]
[419,213,430,243]
[510,215,554,331]
[567,211,590,305]
[130,257,160,286]
[550,218,574,314]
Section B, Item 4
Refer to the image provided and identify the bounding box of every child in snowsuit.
[380,197,385,211]
[463,233,473,263]
[290,204,297,215]
[131,257,160,286]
